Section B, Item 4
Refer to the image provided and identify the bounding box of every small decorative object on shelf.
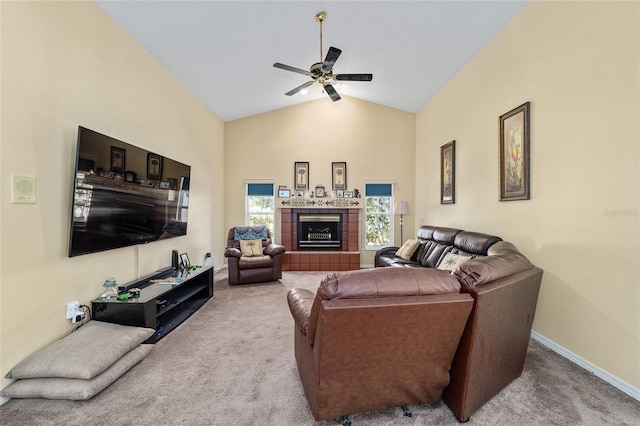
[315,185,326,197]
[100,277,118,299]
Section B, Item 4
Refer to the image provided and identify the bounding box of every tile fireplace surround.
[281,208,360,271]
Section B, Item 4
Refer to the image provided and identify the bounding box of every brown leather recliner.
[287,267,474,422]
[224,227,285,285]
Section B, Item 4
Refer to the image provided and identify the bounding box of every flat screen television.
[68,126,191,257]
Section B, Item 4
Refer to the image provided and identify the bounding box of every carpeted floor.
[1,271,639,425]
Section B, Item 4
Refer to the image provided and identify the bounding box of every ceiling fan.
[273,11,373,102]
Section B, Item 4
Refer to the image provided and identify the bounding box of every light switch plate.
[11,175,36,204]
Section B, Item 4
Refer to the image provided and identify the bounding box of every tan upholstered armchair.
[224,226,285,285]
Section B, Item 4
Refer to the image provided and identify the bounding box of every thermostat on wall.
[11,174,37,204]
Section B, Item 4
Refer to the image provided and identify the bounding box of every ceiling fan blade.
[321,47,342,73]
[324,83,341,102]
[274,63,313,77]
[335,73,373,81]
[285,80,315,96]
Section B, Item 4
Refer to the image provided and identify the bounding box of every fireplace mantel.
[276,197,363,209]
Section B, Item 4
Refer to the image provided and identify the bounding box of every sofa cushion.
[454,231,503,256]
[395,239,420,260]
[4,321,154,380]
[238,255,273,269]
[432,227,461,244]
[1,344,152,400]
[420,242,455,268]
[437,253,471,271]
[307,267,462,346]
[240,239,263,257]
[318,267,461,300]
[453,241,533,288]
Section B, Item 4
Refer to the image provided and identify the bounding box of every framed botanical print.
[440,140,455,204]
[110,146,125,174]
[147,153,163,181]
[294,162,309,190]
[332,162,347,191]
[499,102,530,201]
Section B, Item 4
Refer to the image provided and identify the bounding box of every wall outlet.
[72,311,86,324]
[66,301,80,320]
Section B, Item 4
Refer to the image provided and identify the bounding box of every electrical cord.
[72,304,91,332]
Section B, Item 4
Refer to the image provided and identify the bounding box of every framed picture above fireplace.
[294,162,309,190]
[332,162,347,191]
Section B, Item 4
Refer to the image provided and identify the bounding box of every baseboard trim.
[530,331,639,401]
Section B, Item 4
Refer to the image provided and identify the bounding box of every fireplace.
[297,213,342,250]
[280,207,360,271]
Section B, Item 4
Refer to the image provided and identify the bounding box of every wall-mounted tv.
[68,126,191,257]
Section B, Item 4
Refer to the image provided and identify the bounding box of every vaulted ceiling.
[96,1,529,122]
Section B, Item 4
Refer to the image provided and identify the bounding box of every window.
[246,183,274,234]
[365,183,393,249]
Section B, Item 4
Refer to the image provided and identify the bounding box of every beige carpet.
[1,270,639,425]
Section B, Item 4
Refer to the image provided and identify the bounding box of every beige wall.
[0,1,224,390]
[224,97,416,265]
[416,1,639,388]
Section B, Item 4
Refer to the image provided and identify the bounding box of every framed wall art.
[294,162,309,190]
[499,102,530,201]
[332,162,347,191]
[278,188,291,198]
[440,140,455,204]
[110,146,125,174]
[147,153,164,181]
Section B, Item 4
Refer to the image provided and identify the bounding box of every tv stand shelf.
[91,266,213,343]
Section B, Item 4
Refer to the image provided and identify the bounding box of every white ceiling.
[95,1,529,122]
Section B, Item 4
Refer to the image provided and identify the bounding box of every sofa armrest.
[264,243,285,257]
[287,288,315,338]
[374,245,399,266]
[224,247,241,259]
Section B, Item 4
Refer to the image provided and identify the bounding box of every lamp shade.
[394,201,409,215]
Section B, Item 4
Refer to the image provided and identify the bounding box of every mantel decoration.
[332,162,347,191]
[281,198,360,208]
[110,146,126,174]
[294,162,309,191]
[440,140,455,204]
[147,152,163,181]
[315,185,326,197]
[499,102,530,201]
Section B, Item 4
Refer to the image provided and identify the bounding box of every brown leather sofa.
[376,225,543,421]
[224,227,285,285]
[287,267,475,422]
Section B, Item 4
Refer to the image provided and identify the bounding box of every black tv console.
[91,265,214,343]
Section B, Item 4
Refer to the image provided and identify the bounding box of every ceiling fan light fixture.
[273,11,372,102]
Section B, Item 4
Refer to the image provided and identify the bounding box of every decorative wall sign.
[281,198,360,208]
[332,162,347,190]
[294,162,309,190]
[440,140,455,204]
[499,102,530,201]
